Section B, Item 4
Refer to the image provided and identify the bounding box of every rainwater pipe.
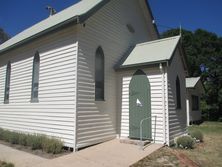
[159,63,166,145]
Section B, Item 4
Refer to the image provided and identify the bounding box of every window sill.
[30,99,39,103]
[95,99,105,102]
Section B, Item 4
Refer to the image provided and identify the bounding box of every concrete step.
[120,138,151,146]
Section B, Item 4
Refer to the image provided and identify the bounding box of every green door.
[129,69,152,140]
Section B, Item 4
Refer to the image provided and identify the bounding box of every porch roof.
[186,77,201,88]
[117,36,181,69]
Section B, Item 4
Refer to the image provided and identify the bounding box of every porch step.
[120,138,151,146]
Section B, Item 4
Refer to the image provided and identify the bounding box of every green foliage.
[42,138,64,154]
[26,135,46,150]
[1,130,12,143]
[0,161,14,167]
[189,130,203,142]
[0,128,64,154]
[162,28,222,121]
[9,132,19,145]
[176,135,195,149]
[0,128,3,139]
[18,133,27,146]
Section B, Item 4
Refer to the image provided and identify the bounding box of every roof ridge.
[0,0,107,54]
[136,35,180,47]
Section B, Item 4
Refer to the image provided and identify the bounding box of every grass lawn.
[131,121,222,167]
[0,161,14,167]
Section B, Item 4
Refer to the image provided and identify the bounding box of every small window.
[192,95,199,110]
[95,47,105,101]
[4,61,11,104]
[31,52,40,102]
[176,76,181,109]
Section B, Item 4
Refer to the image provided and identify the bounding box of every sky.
[149,0,222,36]
[0,0,222,37]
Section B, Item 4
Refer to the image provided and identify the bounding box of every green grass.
[0,161,14,167]
[132,122,222,167]
[183,122,222,167]
[188,121,222,134]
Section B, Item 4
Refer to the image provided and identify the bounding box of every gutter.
[115,60,168,71]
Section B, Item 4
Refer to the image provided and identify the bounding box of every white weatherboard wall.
[119,68,168,144]
[187,88,202,122]
[167,49,187,144]
[0,25,78,147]
[76,0,155,148]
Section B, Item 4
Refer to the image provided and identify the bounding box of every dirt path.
[172,150,199,167]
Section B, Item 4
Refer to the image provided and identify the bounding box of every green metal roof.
[118,36,181,68]
[186,77,201,88]
[0,0,109,54]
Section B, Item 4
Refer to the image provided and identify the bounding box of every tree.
[0,28,10,44]
[162,28,222,121]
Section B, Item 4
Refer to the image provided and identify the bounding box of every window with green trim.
[31,52,40,102]
[4,61,11,104]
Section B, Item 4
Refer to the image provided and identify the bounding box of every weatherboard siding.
[119,68,168,144]
[76,0,153,148]
[167,49,187,144]
[187,87,202,122]
[0,25,77,147]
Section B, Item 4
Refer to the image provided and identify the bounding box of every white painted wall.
[186,98,190,126]
[76,0,155,149]
[167,49,187,144]
[0,0,159,149]
[0,25,78,147]
[118,67,168,144]
[186,83,203,123]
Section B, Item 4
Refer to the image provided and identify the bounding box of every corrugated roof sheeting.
[0,0,106,53]
[186,77,201,88]
[119,36,180,68]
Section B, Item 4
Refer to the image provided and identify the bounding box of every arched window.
[95,47,105,101]
[31,52,40,102]
[4,61,11,104]
[176,76,181,109]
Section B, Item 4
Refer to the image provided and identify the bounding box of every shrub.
[218,117,222,122]
[9,132,19,144]
[2,130,12,143]
[42,138,63,154]
[18,133,27,146]
[0,161,14,167]
[26,135,46,150]
[176,135,195,149]
[0,128,3,140]
[189,130,203,142]
[0,128,64,154]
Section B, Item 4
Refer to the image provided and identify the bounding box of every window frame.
[176,76,181,109]
[95,46,105,101]
[192,95,199,111]
[31,51,40,103]
[4,61,11,104]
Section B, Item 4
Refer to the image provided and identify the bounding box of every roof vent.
[46,6,56,17]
